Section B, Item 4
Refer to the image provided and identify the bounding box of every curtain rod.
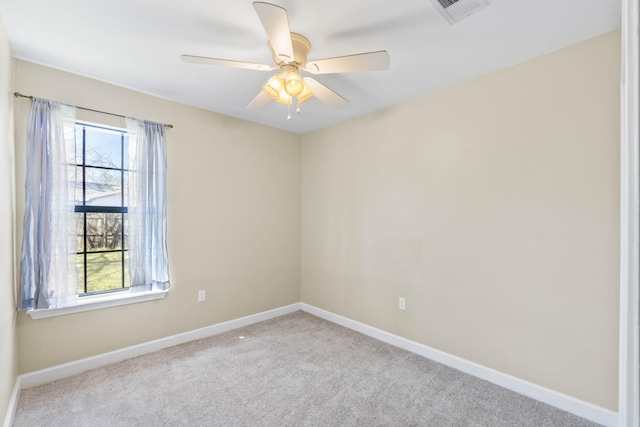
[13,92,174,129]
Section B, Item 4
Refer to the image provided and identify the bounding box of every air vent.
[430,0,489,24]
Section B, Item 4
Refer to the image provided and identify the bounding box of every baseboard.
[301,303,618,427]
[12,301,618,426]
[19,302,301,389]
[3,376,21,427]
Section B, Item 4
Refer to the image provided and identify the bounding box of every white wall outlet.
[399,297,406,310]
[198,290,206,302]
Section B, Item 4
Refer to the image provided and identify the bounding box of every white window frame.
[27,289,168,319]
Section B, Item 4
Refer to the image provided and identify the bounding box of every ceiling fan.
[181,2,391,119]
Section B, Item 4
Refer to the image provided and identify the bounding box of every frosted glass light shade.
[297,80,314,104]
[263,75,284,100]
[284,71,304,97]
[275,87,292,105]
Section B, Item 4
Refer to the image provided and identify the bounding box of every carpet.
[13,311,599,426]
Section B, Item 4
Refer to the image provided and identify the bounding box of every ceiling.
[0,0,621,134]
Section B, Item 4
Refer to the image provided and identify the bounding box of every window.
[19,97,170,314]
[74,122,129,295]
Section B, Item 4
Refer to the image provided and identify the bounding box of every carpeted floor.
[13,311,599,426]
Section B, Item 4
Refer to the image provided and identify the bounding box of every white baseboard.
[19,303,301,388]
[301,303,618,427]
[3,376,21,427]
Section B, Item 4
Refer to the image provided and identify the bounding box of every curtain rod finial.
[14,92,33,99]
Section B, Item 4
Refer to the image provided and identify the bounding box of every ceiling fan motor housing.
[270,32,312,68]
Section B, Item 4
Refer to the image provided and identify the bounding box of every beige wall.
[301,31,620,410]
[13,60,301,373]
[0,14,17,423]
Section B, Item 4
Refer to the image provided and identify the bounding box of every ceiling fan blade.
[253,2,294,62]
[246,91,271,110]
[303,77,349,110]
[181,55,273,71]
[305,50,390,74]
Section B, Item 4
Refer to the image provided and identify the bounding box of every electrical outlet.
[198,290,206,302]
[399,297,406,310]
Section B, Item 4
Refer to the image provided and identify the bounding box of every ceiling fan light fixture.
[275,87,293,105]
[284,71,304,97]
[297,80,314,104]
[263,74,284,99]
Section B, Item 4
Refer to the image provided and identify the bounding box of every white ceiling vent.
[430,0,490,24]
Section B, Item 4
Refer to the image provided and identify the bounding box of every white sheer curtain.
[19,98,78,310]
[126,118,170,292]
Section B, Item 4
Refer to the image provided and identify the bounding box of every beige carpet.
[13,311,599,426]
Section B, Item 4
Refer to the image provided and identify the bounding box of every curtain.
[126,118,170,292]
[19,99,77,310]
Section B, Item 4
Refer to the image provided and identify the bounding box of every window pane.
[73,166,83,205]
[76,254,85,294]
[124,252,130,288]
[123,214,128,250]
[85,127,122,169]
[106,213,124,249]
[75,212,84,252]
[123,136,129,170]
[66,165,80,204]
[123,171,128,206]
[75,125,83,165]
[85,213,123,251]
[85,167,122,207]
[86,251,125,293]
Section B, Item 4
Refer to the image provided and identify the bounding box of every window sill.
[27,290,168,320]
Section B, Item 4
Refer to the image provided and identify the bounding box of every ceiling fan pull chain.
[296,97,301,114]
[287,104,291,120]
